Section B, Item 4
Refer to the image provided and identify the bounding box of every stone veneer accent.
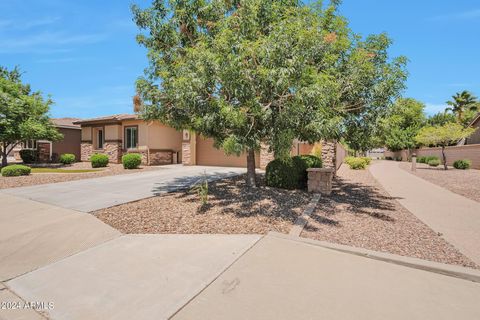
[260,143,274,169]
[182,142,192,165]
[81,143,93,161]
[149,150,173,165]
[104,142,123,163]
[320,140,336,172]
[307,168,334,194]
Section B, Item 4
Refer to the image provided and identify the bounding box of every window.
[23,140,37,149]
[94,128,104,149]
[125,126,138,149]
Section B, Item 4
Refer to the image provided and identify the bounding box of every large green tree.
[0,66,61,167]
[380,98,426,152]
[415,123,475,170]
[132,0,407,186]
[445,90,478,124]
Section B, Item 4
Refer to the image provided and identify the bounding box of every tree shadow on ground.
[305,176,400,231]
[170,173,310,222]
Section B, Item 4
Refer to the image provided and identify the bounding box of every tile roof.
[73,114,139,124]
[51,118,81,129]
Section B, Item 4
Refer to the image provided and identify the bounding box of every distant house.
[74,113,343,170]
[13,118,82,162]
[464,113,480,145]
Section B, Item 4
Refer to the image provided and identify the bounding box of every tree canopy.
[445,90,478,124]
[132,0,407,185]
[0,66,61,166]
[380,98,425,151]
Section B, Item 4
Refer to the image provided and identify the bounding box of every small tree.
[0,66,62,167]
[380,98,426,153]
[415,123,476,170]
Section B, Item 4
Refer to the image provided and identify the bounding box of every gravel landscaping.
[301,165,478,269]
[399,162,480,203]
[95,174,310,234]
[0,162,159,189]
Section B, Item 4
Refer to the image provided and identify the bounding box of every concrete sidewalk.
[7,234,260,320]
[0,193,120,281]
[369,161,480,265]
[172,233,480,320]
[1,165,245,212]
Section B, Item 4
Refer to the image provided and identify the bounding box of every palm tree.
[445,91,478,123]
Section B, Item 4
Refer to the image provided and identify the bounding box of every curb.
[268,231,480,283]
[289,194,321,237]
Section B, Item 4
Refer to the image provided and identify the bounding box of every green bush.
[361,157,372,165]
[453,159,471,170]
[19,149,38,164]
[59,153,76,165]
[417,156,427,163]
[1,164,31,177]
[395,157,402,161]
[428,159,440,167]
[348,158,367,170]
[122,153,142,169]
[265,155,322,189]
[425,156,439,163]
[90,153,109,168]
[385,156,393,160]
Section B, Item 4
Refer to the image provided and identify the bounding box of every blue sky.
[1,0,479,118]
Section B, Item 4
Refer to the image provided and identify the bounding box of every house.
[75,113,343,170]
[463,113,480,145]
[13,118,82,162]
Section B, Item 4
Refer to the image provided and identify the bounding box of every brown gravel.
[0,162,160,189]
[95,174,310,235]
[301,165,478,269]
[399,162,480,203]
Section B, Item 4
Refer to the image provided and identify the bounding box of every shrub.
[428,159,440,167]
[417,156,427,163]
[265,155,322,189]
[19,149,38,164]
[395,157,402,161]
[1,164,31,177]
[122,153,142,169]
[344,156,355,165]
[90,153,109,168]
[425,156,439,163]
[59,153,76,165]
[385,156,393,161]
[361,157,372,165]
[347,158,367,170]
[453,159,471,170]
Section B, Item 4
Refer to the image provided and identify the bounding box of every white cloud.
[0,16,60,30]
[0,31,107,53]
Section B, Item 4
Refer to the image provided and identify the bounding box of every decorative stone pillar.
[307,168,334,195]
[260,143,274,169]
[81,142,93,161]
[320,140,336,171]
[182,130,195,165]
[104,141,122,164]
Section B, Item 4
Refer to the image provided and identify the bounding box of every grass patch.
[31,168,102,174]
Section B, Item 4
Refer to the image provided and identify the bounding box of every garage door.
[196,137,260,168]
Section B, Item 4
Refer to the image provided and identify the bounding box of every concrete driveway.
[0,165,245,212]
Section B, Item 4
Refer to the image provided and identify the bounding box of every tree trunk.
[441,146,448,170]
[1,142,8,168]
[246,148,257,188]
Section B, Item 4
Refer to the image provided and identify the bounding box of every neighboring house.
[13,118,82,162]
[75,113,342,170]
[462,113,480,145]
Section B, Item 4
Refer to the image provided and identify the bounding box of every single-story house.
[75,113,342,170]
[12,118,82,162]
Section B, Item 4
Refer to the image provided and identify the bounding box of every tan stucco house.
[75,113,342,170]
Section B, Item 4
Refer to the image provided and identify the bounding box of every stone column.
[104,141,122,164]
[307,168,334,195]
[260,143,274,169]
[81,142,93,161]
